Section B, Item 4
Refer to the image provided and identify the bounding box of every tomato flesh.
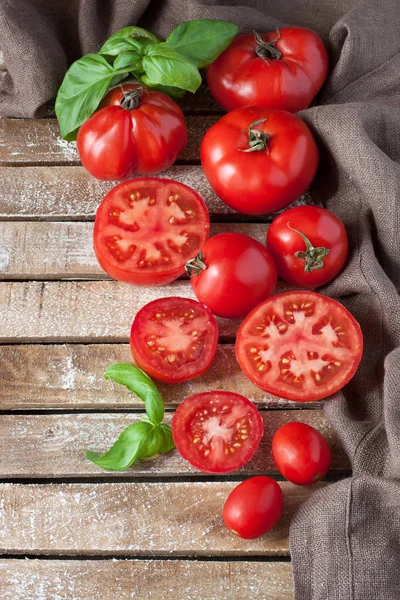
[172,391,264,473]
[236,291,363,401]
[93,178,210,285]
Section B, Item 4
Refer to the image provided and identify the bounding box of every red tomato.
[93,178,210,285]
[130,297,218,383]
[223,476,283,539]
[207,27,328,113]
[267,206,349,288]
[272,422,331,485]
[172,391,264,473]
[77,84,187,180]
[186,233,277,319]
[236,290,363,401]
[200,107,319,216]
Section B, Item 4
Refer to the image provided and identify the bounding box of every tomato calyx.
[185,251,207,277]
[253,30,282,62]
[120,88,143,110]
[287,222,330,272]
[239,119,270,153]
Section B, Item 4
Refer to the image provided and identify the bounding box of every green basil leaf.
[99,26,158,56]
[139,78,186,98]
[113,51,142,71]
[166,20,238,68]
[105,363,164,425]
[142,43,202,93]
[159,424,176,453]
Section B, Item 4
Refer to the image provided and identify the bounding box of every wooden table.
[0,88,349,599]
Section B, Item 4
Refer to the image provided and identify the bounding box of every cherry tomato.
[77,84,187,180]
[267,206,348,288]
[207,27,328,113]
[172,391,264,473]
[130,297,218,383]
[93,178,210,285]
[223,476,283,539]
[200,106,319,216]
[236,290,363,401]
[272,422,331,486]
[186,233,277,319]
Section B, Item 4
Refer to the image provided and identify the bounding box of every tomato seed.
[174,194,180,200]
[281,357,290,364]
[258,365,265,371]
[334,361,341,366]
[315,373,321,381]
[204,449,211,456]
[241,435,249,440]
[250,348,257,353]
[193,438,200,444]
[157,347,165,351]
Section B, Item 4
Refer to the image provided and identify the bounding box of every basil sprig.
[85,363,175,471]
[55,19,238,140]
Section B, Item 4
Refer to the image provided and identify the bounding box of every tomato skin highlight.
[200,107,319,216]
[77,84,187,180]
[207,27,328,113]
[223,476,284,539]
[272,422,331,486]
[267,206,348,288]
[188,233,278,319]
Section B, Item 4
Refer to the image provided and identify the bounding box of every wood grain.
[0,559,293,600]
[0,411,348,477]
[0,481,323,555]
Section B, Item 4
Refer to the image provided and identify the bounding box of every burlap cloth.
[1,1,399,598]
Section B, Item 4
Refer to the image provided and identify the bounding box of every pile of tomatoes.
[77,26,363,539]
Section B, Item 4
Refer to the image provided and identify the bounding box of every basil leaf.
[105,363,164,425]
[113,51,142,71]
[142,43,201,93]
[99,26,158,56]
[159,423,176,453]
[139,78,186,98]
[166,20,238,68]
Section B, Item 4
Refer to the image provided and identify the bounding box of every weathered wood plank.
[0,343,320,409]
[0,411,348,477]
[0,481,323,555]
[0,221,267,280]
[0,559,293,600]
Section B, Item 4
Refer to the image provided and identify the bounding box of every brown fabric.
[1,1,400,598]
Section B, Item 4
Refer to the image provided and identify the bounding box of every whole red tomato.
[272,422,331,486]
[223,476,284,539]
[267,206,348,287]
[200,106,319,216]
[207,27,328,113]
[186,233,277,319]
[77,84,187,180]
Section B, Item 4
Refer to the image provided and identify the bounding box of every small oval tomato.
[267,206,348,288]
[186,233,277,319]
[93,178,210,286]
[272,422,331,486]
[130,297,218,383]
[207,27,328,113]
[77,84,187,180]
[200,106,319,216]
[236,290,363,401]
[223,476,283,539]
[172,391,263,473]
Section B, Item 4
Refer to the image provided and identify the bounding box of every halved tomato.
[130,297,218,383]
[236,291,363,401]
[172,391,263,473]
[93,178,210,285]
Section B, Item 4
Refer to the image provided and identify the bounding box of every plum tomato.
[93,178,210,285]
[207,27,328,113]
[223,476,284,539]
[130,297,218,383]
[267,206,348,287]
[172,391,264,473]
[272,422,331,486]
[77,84,187,180]
[186,233,277,319]
[200,106,319,216]
[235,290,363,401]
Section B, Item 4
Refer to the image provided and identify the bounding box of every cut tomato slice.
[130,297,218,383]
[236,291,363,401]
[172,391,264,473]
[93,178,210,285]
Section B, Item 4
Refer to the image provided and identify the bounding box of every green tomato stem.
[287,222,330,273]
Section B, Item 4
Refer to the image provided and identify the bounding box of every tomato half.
[223,476,284,539]
[172,391,263,473]
[77,84,187,180]
[130,297,218,383]
[93,178,210,285]
[200,106,319,216]
[236,291,363,401]
[272,422,331,485]
[207,27,328,113]
[267,206,348,287]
